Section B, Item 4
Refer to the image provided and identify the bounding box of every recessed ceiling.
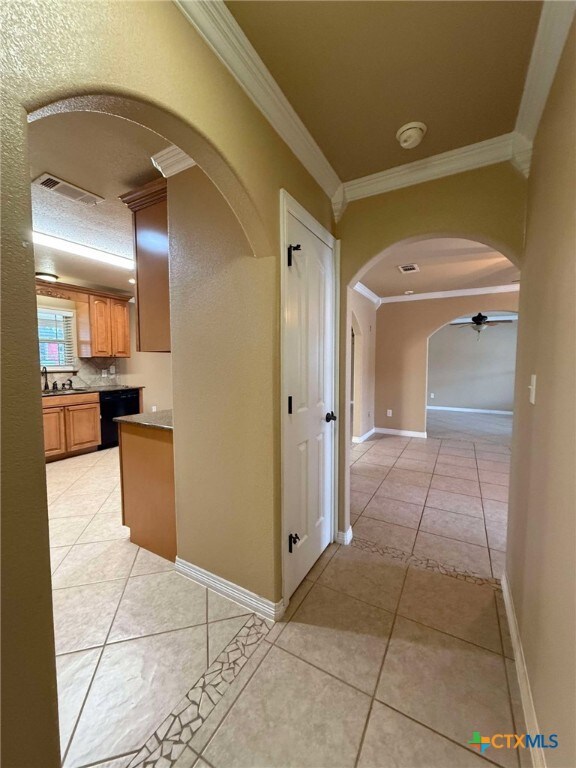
[226,1,542,181]
[360,238,520,297]
[28,112,169,291]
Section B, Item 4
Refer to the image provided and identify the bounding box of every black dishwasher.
[99,389,141,448]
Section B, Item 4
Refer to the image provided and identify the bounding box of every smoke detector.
[32,173,104,206]
[396,122,427,150]
[397,263,420,274]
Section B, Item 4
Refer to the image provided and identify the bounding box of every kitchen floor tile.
[108,571,207,642]
[51,545,71,574]
[350,462,390,481]
[203,645,371,768]
[486,520,507,552]
[56,647,101,754]
[49,515,95,547]
[52,539,139,589]
[433,462,479,481]
[351,490,373,514]
[350,473,384,495]
[306,542,339,581]
[49,492,110,518]
[208,589,252,622]
[483,499,508,523]
[376,617,516,768]
[53,580,125,655]
[481,483,510,502]
[130,547,173,576]
[277,583,393,693]
[479,470,510,486]
[386,468,432,488]
[208,615,248,664]
[394,457,437,473]
[77,513,130,544]
[64,626,208,768]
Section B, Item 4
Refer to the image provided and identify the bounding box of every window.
[37,308,76,371]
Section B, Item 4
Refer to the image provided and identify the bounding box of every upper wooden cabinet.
[36,281,131,359]
[89,295,112,356]
[120,179,171,352]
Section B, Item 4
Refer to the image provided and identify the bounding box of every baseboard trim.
[501,572,546,768]
[352,428,376,443]
[176,557,285,622]
[335,526,353,545]
[427,406,513,415]
[374,427,427,438]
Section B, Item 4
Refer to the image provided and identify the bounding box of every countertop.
[114,409,173,431]
[41,385,144,398]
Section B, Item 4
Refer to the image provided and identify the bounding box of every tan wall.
[349,289,376,438]
[118,304,173,412]
[169,166,277,600]
[428,320,517,411]
[374,293,519,433]
[508,26,576,768]
[1,2,330,763]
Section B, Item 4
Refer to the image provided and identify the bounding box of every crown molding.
[176,0,340,199]
[378,284,520,305]
[336,132,534,218]
[515,0,576,143]
[151,146,196,178]
[352,282,381,307]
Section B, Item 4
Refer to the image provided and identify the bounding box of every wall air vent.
[397,263,420,274]
[32,173,104,206]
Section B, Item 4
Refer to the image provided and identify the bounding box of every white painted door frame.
[280,189,339,606]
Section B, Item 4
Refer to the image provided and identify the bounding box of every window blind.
[37,308,76,369]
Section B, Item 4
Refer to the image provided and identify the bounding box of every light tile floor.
[49,412,525,768]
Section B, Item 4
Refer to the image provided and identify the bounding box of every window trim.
[37,305,78,372]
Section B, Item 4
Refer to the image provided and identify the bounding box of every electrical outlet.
[109,365,116,375]
[151,405,157,412]
[387,409,392,417]
[101,369,108,378]
[430,392,435,399]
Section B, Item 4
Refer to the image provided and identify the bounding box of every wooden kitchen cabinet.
[65,403,102,452]
[36,280,131,359]
[42,392,102,460]
[120,179,171,352]
[42,407,67,458]
[89,295,112,356]
[110,298,131,357]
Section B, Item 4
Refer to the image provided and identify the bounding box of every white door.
[282,192,336,601]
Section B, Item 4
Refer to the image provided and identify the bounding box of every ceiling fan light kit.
[396,121,427,150]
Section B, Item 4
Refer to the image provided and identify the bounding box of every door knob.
[325,411,337,422]
[288,532,300,553]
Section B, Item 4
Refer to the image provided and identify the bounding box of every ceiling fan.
[453,312,515,339]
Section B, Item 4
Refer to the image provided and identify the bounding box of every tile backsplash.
[43,357,121,390]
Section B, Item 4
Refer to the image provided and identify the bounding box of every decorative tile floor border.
[351,536,503,591]
[128,614,272,768]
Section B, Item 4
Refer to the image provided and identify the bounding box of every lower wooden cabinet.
[42,407,67,458]
[42,393,102,460]
[65,403,101,452]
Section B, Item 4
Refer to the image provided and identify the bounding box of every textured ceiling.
[361,238,520,297]
[28,112,169,290]
[227,0,542,181]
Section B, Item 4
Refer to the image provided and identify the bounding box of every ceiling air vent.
[397,263,420,274]
[32,173,104,206]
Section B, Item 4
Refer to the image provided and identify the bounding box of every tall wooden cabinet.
[89,295,112,356]
[120,179,171,352]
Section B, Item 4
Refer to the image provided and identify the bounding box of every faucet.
[41,366,49,392]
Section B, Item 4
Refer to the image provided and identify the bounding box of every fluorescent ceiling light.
[33,232,134,270]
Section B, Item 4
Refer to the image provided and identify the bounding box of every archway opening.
[344,235,519,584]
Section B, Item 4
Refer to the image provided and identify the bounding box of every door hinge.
[288,396,293,415]
[287,243,301,267]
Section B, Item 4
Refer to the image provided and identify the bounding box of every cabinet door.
[111,299,131,357]
[43,408,67,458]
[65,403,102,452]
[89,295,112,356]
